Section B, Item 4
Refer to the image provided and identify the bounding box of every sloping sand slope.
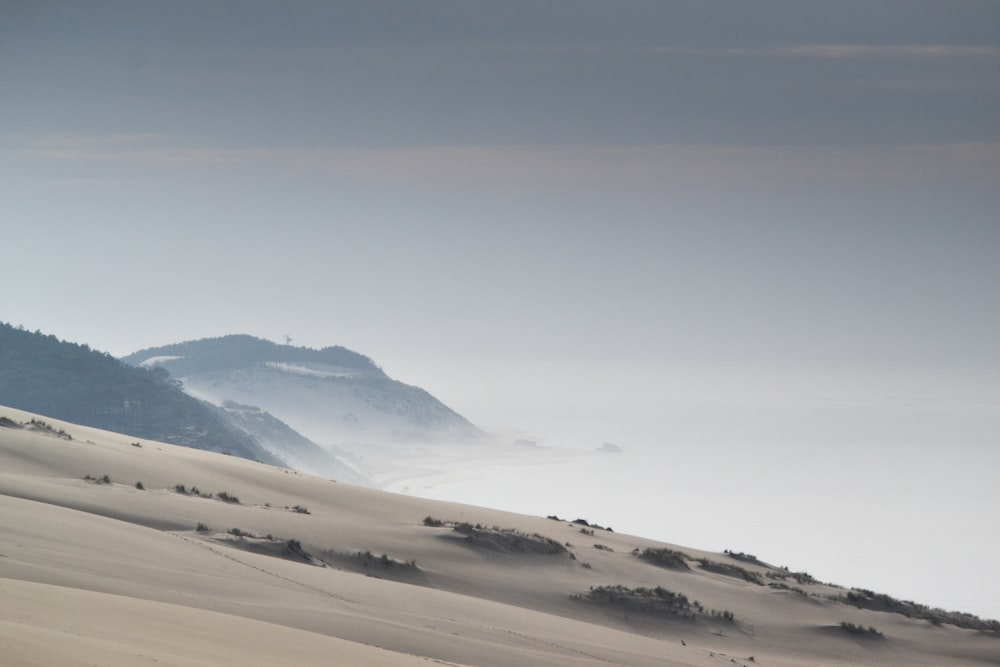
[1,406,996,666]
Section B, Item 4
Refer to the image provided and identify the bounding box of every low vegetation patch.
[594,544,614,552]
[724,549,768,566]
[575,585,737,622]
[839,588,1000,632]
[424,519,568,556]
[768,582,808,596]
[767,568,819,585]
[0,416,23,428]
[839,621,885,639]
[453,522,568,555]
[697,558,765,585]
[351,550,419,570]
[26,419,72,440]
[633,547,691,570]
[217,490,240,504]
[290,504,310,514]
[84,474,112,484]
[572,518,613,531]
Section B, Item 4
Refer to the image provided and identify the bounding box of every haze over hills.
[0,323,367,482]
[122,335,484,451]
[0,323,282,466]
[1,406,997,666]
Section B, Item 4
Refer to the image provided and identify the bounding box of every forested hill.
[0,323,283,465]
[123,334,383,379]
[122,334,482,446]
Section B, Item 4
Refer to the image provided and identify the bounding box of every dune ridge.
[1,405,996,666]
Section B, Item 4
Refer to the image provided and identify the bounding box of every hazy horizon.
[2,0,998,619]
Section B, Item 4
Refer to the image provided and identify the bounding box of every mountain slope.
[123,335,483,447]
[218,401,368,484]
[0,323,282,466]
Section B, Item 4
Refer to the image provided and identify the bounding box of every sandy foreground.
[1,406,996,666]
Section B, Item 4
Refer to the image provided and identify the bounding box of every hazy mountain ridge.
[218,401,368,485]
[123,335,483,447]
[125,334,380,378]
[0,323,283,466]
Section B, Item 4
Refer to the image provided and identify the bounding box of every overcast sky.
[2,0,1000,618]
[3,0,999,425]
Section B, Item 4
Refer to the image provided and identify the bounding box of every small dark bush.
[196,522,210,532]
[292,504,310,514]
[351,550,418,570]
[217,491,240,504]
[698,558,764,585]
[174,484,188,494]
[575,585,701,618]
[635,547,691,570]
[135,481,144,490]
[423,516,445,527]
[840,622,884,638]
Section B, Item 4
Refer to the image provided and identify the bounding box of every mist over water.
[386,362,1000,621]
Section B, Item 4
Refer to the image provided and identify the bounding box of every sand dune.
[1,406,996,666]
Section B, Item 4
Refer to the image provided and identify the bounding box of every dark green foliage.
[0,323,282,465]
[841,589,1000,632]
[767,568,818,585]
[697,558,764,585]
[724,549,760,564]
[423,516,445,527]
[768,582,808,596]
[839,622,885,638]
[174,484,188,494]
[453,523,567,555]
[135,481,144,490]
[634,547,691,570]
[195,522,210,532]
[576,585,701,618]
[580,527,595,536]
[352,550,418,570]
[228,527,251,537]
[576,585,736,623]
[84,474,111,484]
[217,491,240,504]
[573,518,613,531]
